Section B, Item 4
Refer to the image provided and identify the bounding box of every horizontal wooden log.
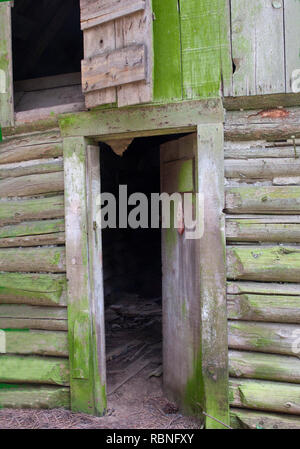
[0,304,67,320]
[227,281,300,296]
[227,245,300,282]
[224,142,300,160]
[0,385,70,409]
[228,321,300,356]
[229,378,300,415]
[225,158,300,180]
[229,350,300,383]
[226,186,300,214]
[230,408,300,429]
[0,195,65,226]
[3,330,68,357]
[81,0,145,29]
[226,218,300,243]
[0,247,66,273]
[0,158,63,181]
[0,219,65,247]
[0,355,69,386]
[0,172,64,198]
[227,293,300,323]
[273,176,300,186]
[224,108,300,141]
[0,318,68,331]
[0,273,67,306]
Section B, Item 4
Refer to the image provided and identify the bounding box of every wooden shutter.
[80,0,153,108]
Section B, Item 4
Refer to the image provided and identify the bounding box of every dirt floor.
[0,294,202,429]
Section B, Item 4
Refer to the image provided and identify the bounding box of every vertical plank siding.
[0,127,70,409]
[225,114,300,428]
[0,3,14,127]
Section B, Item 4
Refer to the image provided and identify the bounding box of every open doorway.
[11,0,84,113]
[98,132,202,424]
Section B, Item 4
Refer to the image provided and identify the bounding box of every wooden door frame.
[61,99,229,428]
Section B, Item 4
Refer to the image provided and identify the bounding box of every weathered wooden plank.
[284,0,300,93]
[180,0,232,99]
[197,124,229,428]
[115,2,153,107]
[0,3,14,127]
[226,186,300,214]
[226,218,300,243]
[162,159,194,194]
[229,350,300,384]
[0,355,69,386]
[1,130,61,148]
[0,318,68,332]
[0,385,70,409]
[82,44,147,93]
[83,20,117,107]
[0,272,67,306]
[224,108,300,141]
[0,195,65,226]
[81,0,145,29]
[64,136,101,415]
[227,293,300,324]
[0,172,64,198]
[230,0,285,96]
[3,330,68,357]
[0,143,63,165]
[0,247,66,273]
[230,408,300,429]
[227,245,300,282]
[225,158,300,180]
[59,99,224,138]
[0,158,63,180]
[227,280,300,296]
[152,0,182,102]
[86,145,106,415]
[0,219,65,247]
[228,321,300,356]
[0,304,67,320]
[224,142,300,160]
[229,378,300,415]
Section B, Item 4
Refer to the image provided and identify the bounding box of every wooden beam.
[0,272,67,307]
[0,247,66,273]
[0,171,64,198]
[63,136,104,415]
[230,408,300,429]
[197,124,229,428]
[0,385,70,410]
[0,355,69,386]
[59,99,224,138]
[4,330,68,357]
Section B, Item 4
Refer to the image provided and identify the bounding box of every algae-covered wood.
[226,218,300,243]
[0,195,65,226]
[0,171,64,198]
[229,378,300,415]
[229,350,300,384]
[0,247,66,273]
[0,355,69,386]
[4,330,68,357]
[226,186,300,214]
[227,293,300,324]
[230,408,300,429]
[0,3,14,127]
[227,245,300,282]
[0,158,63,180]
[0,272,67,306]
[0,219,65,248]
[227,281,300,296]
[0,141,62,164]
[228,321,300,356]
[0,385,70,409]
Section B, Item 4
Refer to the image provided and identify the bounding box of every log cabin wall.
[224,108,300,429]
[0,125,70,409]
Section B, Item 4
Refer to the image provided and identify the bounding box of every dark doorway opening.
[11,0,84,113]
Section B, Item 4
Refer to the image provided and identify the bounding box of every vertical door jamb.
[197,123,229,429]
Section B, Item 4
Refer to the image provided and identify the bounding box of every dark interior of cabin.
[100,137,163,399]
[11,0,83,112]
